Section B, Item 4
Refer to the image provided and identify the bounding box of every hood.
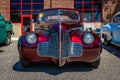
[52,21,82,33]
[35,21,83,33]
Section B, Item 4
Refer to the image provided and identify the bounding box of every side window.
[113,15,120,23]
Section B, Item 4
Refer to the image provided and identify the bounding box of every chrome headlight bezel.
[83,33,94,44]
[26,33,37,44]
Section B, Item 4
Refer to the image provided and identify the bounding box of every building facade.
[1,0,118,37]
[102,0,120,23]
[0,0,10,21]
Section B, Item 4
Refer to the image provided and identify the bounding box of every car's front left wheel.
[20,58,31,68]
[101,33,112,45]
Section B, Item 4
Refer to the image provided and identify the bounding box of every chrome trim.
[58,10,62,66]
[111,42,120,47]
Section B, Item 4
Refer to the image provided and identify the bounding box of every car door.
[112,25,120,44]
[112,14,120,45]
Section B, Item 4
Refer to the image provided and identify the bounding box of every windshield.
[38,9,80,22]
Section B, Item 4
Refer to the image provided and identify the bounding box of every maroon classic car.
[18,8,102,68]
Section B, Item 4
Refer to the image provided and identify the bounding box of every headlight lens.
[83,33,94,44]
[26,33,37,44]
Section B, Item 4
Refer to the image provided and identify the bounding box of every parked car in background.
[0,14,14,45]
[18,8,102,68]
[101,12,120,46]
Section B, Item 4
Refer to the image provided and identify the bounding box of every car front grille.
[37,33,59,58]
[37,33,82,59]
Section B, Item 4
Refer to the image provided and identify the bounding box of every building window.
[22,11,31,14]
[33,4,44,10]
[22,4,31,10]
[93,0,102,2]
[22,0,31,3]
[10,4,20,10]
[84,3,92,9]
[74,0,102,22]
[74,4,83,9]
[84,10,92,22]
[74,0,82,2]
[10,11,21,22]
[84,0,92,2]
[93,3,102,9]
[33,0,44,3]
[10,0,20,3]
[94,10,101,22]
[10,0,44,23]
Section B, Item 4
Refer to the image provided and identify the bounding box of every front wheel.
[20,58,31,68]
[5,32,11,46]
[104,35,110,45]
[101,33,112,45]
[90,57,101,68]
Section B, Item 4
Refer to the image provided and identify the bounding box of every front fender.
[18,31,50,49]
[101,24,112,34]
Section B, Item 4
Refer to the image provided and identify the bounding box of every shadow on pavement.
[0,44,5,52]
[0,50,4,52]
[13,61,93,75]
[0,41,14,47]
[103,43,120,58]
[0,43,5,47]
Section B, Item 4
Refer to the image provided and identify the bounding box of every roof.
[39,8,79,12]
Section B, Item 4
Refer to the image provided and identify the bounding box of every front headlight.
[83,33,94,44]
[26,33,37,44]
